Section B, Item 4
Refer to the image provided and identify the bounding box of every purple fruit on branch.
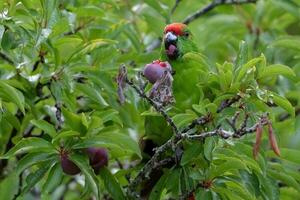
[143,60,172,84]
[59,149,80,175]
[86,147,109,174]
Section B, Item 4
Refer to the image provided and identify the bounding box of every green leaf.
[272,37,300,52]
[0,138,56,159]
[259,64,297,81]
[73,132,141,158]
[76,83,108,107]
[0,172,19,200]
[280,188,300,200]
[52,130,80,143]
[67,39,116,62]
[267,148,300,164]
[181,143,203,166]
[204,137,215,161]
[272,93,295,117]
[42,163,63,194]
[268,169,300,192]
[235,56,263,82]
[2,111,21,131]
[234,40,248,72]
[70,154,100,200]
[61,108,87,135]
[30,119,56,138]
[22,162,52,194]
[172,113,196,128]
[99,167,125,200]
[94,109,122,125]
[209,157,248,179]
[214,182,255,200]
[214,148,262,174]
[0,80,25,113]
[75,6,104,17]
[149,170,171,200]
[225,181,256,200]
[16,152,55,174]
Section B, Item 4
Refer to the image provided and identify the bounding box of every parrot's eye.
[184,32,190,38]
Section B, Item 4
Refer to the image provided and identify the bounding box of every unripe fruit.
[60,153,80,175]
[86,147,108,174]
[143,60,171,84]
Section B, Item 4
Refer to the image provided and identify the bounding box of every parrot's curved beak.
[164,32,179,60]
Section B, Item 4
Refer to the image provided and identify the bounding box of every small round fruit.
[60,154,80,175]
[143,60,171,84]
[86,147,108,174]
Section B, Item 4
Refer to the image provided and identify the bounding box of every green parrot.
[143,23,209,144]
[161,23,209,111]
[139,23,213,198]
[140,23,209,198]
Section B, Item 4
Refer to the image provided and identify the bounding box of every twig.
[171,0,182,14]
[225,111,240,132]
[183,0,257,25]
[153,157,175,169]
[181,114,212,133]
[237,112,249,134]
[185,115,268,140]
[128,138,175,198]
[217,95,241,113]
[181,95,241,134]
[126,78,180,136]
[128,114,267,198]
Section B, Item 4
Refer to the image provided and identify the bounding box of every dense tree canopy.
[0,0,300,199]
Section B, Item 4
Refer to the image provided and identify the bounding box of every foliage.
[0,0,300,199]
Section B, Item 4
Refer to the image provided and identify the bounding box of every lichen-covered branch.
[121,65,180,136]
[118,65,269,198]
[185,115,268,141]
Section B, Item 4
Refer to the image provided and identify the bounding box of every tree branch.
[125,77,180,136]
[217,95,241,113]
[128,113,268,198]
[183,0,257,25]
[171,0,182,14]
[181,114,212,133]
[186,116,268,141]
[120,65,267,198]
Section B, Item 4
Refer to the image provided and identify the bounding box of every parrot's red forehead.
[164,23,187,36]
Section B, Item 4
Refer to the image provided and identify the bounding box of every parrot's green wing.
[172,52,211,111]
